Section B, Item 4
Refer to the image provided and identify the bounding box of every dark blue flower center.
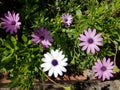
[11,21,16,25]
[51,59,58,66]
[101,66,107,71]
[88,38,94,44]
[40,36,44,40]
[65,18,68,22]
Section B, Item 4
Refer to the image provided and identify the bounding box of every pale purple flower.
[78,28,103,54]
[93,57,114,81]
[31,27,53,48]
[1,11,21,34]
[61,13,73,26]
[41,49,68,78]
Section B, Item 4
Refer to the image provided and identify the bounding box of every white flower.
[41,49,68,78]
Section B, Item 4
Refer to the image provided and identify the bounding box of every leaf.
[70,59,75,64]
[76,9,82,19]
[64,86,72,90]
[119,46,120,50]
[1,49,14,62]
[11,36,17,46]
[5,41,13,49]
[22,35,28,43]
[28,40,32,45]
[113,65,120,73]
[0,38,3,46]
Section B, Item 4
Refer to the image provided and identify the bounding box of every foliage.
[0,0,120,89]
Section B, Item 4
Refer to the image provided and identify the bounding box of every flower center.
[51,59,58,66]
[11,21,16,25]
[101,66,107,71]
[40,36,44,40]
[88,38,94,44]
[65,18,68,22]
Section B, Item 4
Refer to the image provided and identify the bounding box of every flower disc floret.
[51,59,58,66]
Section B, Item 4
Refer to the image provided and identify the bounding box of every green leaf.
[0,38,3,46]
[64,86,72,90]
[1,49,14,62]
[22,35,28,43]
[70,59,75,64]
[28,40,32,45]
[5,41,13,49]
[119,46,120,50]
[11,36,17,46]
[113,65,120,73]
[76,9,82,19]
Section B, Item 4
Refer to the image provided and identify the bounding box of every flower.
[1,11,21,34]
[93,57,114,81]
[61,13,73,26]
[41,49,68,78]
[31,27,53,48]
[78,28,103,54]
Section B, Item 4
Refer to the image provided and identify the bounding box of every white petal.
[57,51,65,61]
[41,63,51,68]
[42,64,52,72]
[51,50,59,58]
[48,67,54,77]
[62,58,68,62]
[54,68,59,77]
[42,58,51,63]
[59,58,68,66]
[59,66,67,72]
[43,67,50,72]
[57,55,65,61]
[57,69,63,76]
[44,53,53,61]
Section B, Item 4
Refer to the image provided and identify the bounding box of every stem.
[110,39,118,66]
[39,67,65,89]
[44,74,65,88]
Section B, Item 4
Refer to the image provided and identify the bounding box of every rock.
[1,78,120,90]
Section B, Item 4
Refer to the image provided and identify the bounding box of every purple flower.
[78,28,103,54]
[31,27,53,48]
[93,57,114,81]
[1,11,21,34]
[61,13,73,26]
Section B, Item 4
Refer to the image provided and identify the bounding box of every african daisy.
[78,28,103,54]
[31,27,53,48]
[41,49,68,78]
[1,11,21,34]
[93,57,114,81]
[61,13,73,26]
